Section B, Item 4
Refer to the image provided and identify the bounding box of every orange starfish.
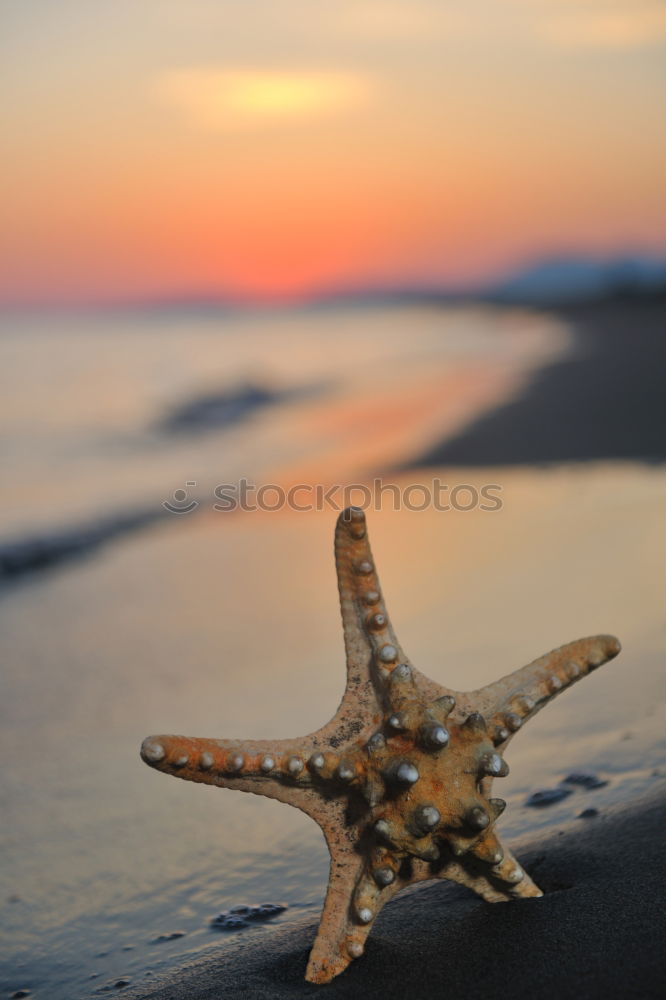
[141,508,621,983]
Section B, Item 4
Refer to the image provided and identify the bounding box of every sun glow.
[2,1,665,305]
[155,69,375,130]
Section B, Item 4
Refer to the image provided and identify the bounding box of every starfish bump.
[140,508,621,984]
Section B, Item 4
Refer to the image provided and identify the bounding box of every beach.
[407,292,666,468]
[123,783,666,1000]
[1,296,665,999]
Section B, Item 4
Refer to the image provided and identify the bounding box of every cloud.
[534,2,666,50]
[154,68,376,130]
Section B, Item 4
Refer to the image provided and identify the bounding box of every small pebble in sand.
[113,980,131,989]
[218,916,247,929]
[562,772,608,790]
[578,808,599,819]
[210,902,288,930]
[525,788,572,808]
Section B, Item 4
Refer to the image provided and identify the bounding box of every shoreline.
[124,782,666,999]
[402,292,666,469]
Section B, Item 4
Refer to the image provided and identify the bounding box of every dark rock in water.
[211,913,250,931]
[113,980,131,989]
[525,788,572,808]
[256,903,287,917]
[210,902,288,931]
[11,991,31,998]
[154,930,186,942]
[562,771,608,790]
[579,808,599,819]
[159,383,281,435]
[528,770,609,808]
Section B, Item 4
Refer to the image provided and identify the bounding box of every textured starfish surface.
[141,508,621,984]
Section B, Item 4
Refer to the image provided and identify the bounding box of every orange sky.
[1,0,666,305]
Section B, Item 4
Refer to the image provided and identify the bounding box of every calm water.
[0,303,564,536]
[1,304,664,999]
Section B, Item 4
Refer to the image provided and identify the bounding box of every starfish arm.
[467,830,543,899]
[433,835,542,902]
[472,635,621,743]
[333,507,456,710]
[430,862,514,902]
[334,507,405,699]
[140,733,333,812]
[487,848,543,900]
[304,826,368,984]
[402,826,542,903]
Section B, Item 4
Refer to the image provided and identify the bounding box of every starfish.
[140,508,621,984]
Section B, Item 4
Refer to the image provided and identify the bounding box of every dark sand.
[124,784,666,1000]
[404,293,666,468]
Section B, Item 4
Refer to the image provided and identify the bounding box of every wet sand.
[124,783,666,1000]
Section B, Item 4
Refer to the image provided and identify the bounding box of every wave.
[0,507,167,586]
[156,380,326,435]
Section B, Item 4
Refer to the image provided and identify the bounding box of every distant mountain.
[299,255,666,311]
[489,254,666,304]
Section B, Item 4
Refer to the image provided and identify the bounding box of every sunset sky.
[2,0,666,305]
